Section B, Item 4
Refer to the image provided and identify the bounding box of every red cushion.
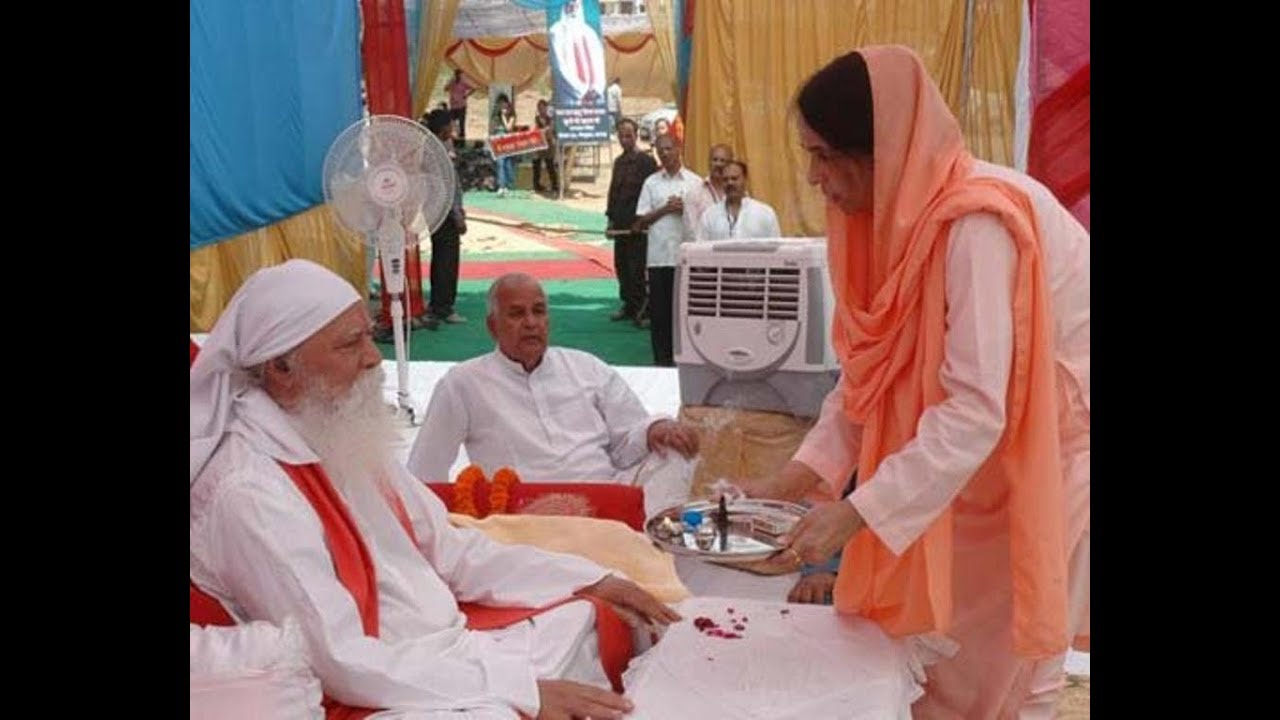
[427,482,646,531]
[191,581,235,627]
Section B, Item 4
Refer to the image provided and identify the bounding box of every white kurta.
[697,197,783,241]
[793,160,1089,717]
[190,398,612,717]
[682,179,723,242]
[407,348,668,485]
[635,167,702,267]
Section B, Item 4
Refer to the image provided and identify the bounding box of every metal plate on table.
[646,498,807,564]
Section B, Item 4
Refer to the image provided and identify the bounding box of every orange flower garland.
[452,464,487,517]
[489,467,522,515]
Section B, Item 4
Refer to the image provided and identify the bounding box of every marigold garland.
[453,464,487,517]
[489,467,521,515]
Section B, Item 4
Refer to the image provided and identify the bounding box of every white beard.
[288,366,400,501]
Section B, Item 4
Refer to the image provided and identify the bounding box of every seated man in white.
[697,160,782,241]
[190,259,679,720]
[406,273,700,516]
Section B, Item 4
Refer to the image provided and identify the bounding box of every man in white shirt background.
[684,143,733,241]
[606,77,623,129]
[633,134,702,367]
[698,160,783,241]
[407,273,701,515]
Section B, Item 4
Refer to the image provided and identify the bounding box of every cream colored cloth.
[449,513,692,604]
[678,405,816,501]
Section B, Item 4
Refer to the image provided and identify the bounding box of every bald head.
[486,273,550,372]
[709,143,734,184]
[487,273,544,319]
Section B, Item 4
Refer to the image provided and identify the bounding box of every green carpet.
[375,190,653,366]
[457,249,574,262]
[463,190,611,245]
[377,279,652,366]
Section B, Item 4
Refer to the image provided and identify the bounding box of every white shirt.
[190,397,610,715]
[793,159,1090,556]
[606,83,622,113]
[698,197,783,241]
[635,166,702,267]
[683,179,723,242]
[407,348,668,484]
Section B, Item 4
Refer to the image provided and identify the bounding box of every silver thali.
[646,498,808,564]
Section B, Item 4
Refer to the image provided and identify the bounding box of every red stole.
[191,462,633,719]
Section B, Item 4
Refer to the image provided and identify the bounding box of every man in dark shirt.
[605,118,658,326]
[424,108,469,326]
[532,99,559,194]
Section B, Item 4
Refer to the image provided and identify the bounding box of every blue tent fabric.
[676,0,692,112]
[407,0,421,89]
[190,1,363,249]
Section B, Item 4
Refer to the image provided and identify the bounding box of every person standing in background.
[633,134,701,366]
[533,99,560,194]
[605,118,658,326]
[445,68,477,140]
[606,77,623,129]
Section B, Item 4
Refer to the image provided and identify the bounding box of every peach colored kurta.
[795,159,1089,718]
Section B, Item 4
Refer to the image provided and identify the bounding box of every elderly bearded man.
[191,259,679,719]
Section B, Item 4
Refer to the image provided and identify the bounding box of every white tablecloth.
[623,596,923,720]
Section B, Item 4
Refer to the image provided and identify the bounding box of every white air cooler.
[674,238,839,419]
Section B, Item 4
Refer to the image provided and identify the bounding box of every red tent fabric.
[1026,0,1089,230]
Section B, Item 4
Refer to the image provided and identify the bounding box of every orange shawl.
[828,45,1067,658]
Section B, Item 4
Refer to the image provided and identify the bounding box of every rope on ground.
[467,214,631,238]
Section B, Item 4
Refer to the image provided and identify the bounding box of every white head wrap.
[190,259,361,484]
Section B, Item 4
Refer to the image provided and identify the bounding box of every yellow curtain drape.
[447,37,552,95]
[438,33,674,110]
[189,205,367,332]
[605,34,676,103]
[411,0,464,119]
[644,0,681,106]
[960,0,1021,168]
[684,0,1020,237]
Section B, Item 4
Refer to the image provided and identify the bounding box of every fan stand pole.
[388,291,416,425]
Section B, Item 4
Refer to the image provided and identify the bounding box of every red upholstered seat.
[191,344,636,703]
[427,481,646,531]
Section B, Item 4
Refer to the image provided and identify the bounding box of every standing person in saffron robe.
[191,259,679,719]
[748,46,1090,718]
